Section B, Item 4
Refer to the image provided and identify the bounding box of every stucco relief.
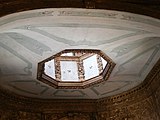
[155,86,160,117]
[0,110,41,120]
[0,82,160,119]
[98,97,159,120]
[45,113,91,120]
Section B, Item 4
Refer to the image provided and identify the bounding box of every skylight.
[37,49,115,89]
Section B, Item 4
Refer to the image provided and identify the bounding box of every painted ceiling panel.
[0,8,160,99]
[37,27,134,42]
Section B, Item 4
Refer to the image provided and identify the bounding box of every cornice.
[0,0,160,19]
[0,87,96,112]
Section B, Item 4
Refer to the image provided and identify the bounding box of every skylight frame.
[37,49,115,89]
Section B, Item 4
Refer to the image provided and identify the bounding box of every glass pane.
[44,59,55,79]
[61,52,74,56]
[60,61,79,81]
[101,57,108,69]
[83,54,99,80]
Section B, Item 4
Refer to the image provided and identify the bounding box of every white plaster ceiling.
[0,8,160,99]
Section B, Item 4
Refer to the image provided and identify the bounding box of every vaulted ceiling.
[0,8,160,99]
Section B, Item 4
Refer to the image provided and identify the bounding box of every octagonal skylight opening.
[37,49,115,89]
